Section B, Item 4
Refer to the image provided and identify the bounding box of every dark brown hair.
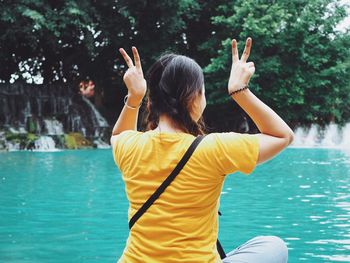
[143,53,206,136]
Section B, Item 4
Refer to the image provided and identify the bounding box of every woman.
[111,37,294,263]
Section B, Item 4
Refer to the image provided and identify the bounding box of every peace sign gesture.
[119,46,147,99]
[228,37,255,95]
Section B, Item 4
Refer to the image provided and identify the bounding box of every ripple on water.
[285,237,300,241]
[304,253,350,262]
[1,148,350,263]
[305,194,326,198]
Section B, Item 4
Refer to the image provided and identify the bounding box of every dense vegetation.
[1,0,349,131]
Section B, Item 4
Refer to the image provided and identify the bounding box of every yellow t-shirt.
[111,129,259,263]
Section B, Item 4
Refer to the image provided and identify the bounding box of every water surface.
[0,148,349,262]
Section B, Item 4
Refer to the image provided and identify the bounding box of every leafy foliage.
[204,0,350,126]
[0,0,349,128]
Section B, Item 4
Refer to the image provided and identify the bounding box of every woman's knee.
[224,235,288,263]
[259,235,288,263]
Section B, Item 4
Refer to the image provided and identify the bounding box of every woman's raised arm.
[228,38,294,164]
[111,47,147,137]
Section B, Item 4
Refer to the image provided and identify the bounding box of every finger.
[247,62,254,67]
[132,46,143,72]
[240,37,252,62]
[232,39,239,63]
[248,66,255,75]
[119,48,134,68]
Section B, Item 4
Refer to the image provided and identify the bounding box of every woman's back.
[112,130,259,262]
[112,39,292,263]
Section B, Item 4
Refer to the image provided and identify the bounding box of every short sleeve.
[207,132,260,175]
[110,130,137,170]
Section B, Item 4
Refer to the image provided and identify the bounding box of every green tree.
[1,0,349,129]
[0,0,100,83]
[204,0,350,129]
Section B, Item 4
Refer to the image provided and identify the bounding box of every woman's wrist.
[125,94,143,109]
[230,87,251,101]
[228,84,249,97]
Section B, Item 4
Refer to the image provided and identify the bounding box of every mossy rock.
[27,133,38,142]
[27,118,37,133]
[5,132,38,142]
[25,133,39,149]
[4,132,39,150]
[64,133,93,149]
[5,132,24,142]
[53,135,66,149]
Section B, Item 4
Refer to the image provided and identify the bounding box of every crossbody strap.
[127,134,226,259]
[129,135,205,229]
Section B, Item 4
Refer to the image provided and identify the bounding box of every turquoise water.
[0,148,349,262]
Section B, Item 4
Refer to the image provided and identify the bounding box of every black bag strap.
[217,210,227,259]
[217,239,226,259]
[129,135,205,229]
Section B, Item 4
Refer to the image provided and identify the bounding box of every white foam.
[292,123,350,150]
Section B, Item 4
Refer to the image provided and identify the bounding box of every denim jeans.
[222,236,288,263]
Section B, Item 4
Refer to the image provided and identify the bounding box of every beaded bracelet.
[229,85,249,97]
[124,95,142,109]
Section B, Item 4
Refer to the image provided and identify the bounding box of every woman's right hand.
[119,47,147,100]
[228,37,255,94]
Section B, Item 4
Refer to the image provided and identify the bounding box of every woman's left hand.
[119,47,147,100]
[228,38,255,94]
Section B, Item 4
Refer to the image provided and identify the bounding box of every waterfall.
[44,119,64,135]
[320,123,341,146]
[81,96,109,138]
[33,136,58,152]
[0,82,110,151]
[342,123,350,149]
[82,97,109,128]
[293,125,319,147]
[93,138,111,149]
[292,123,350,149]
